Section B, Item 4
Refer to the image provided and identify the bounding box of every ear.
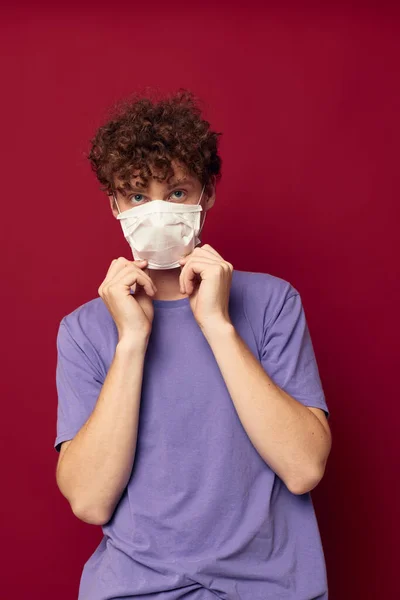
[109,193,119,218]
[204,175,216,210]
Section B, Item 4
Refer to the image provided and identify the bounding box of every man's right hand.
[98,257,157,342]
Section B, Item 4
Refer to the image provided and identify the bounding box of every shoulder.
[59,296,115,345]
[230,271,303,351]
[228,270,302,351]
[57,297,116,377]
[231,269,300,320]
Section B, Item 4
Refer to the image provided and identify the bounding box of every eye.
[170,190,186,200]
[130,194,145,203]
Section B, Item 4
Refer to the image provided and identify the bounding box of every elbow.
[72,503,111,526]
[56,464,112,526]
[287,467,326,496]
[288,477,320,496]
[289,437,332,495]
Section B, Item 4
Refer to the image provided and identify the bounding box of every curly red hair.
[88,89,222,195]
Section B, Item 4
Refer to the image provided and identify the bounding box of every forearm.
[56,338,148,524]
[202,321,331,494]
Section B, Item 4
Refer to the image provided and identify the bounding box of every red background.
[1,2,398,598]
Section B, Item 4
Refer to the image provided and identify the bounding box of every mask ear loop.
[198,183,207,237]
[113,192,121,215]
[197,184,205,206]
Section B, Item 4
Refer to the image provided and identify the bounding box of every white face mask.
[114,184,206,270]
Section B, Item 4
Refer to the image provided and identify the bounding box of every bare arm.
[201,321,331,495]
[55,256,156,526]
[56,337,149,525]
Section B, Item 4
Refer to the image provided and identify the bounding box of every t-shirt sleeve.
[260,290,330,420]
[54,316,105,452]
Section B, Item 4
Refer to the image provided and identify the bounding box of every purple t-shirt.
[54,269,330,600]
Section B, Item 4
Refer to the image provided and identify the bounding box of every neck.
[147,267,188,301]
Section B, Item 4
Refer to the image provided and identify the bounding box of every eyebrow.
[166,178,195,190]
[116,178,195,195]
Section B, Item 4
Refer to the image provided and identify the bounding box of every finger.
[198,244,224,260]
[106,264,157,296]
[111,263,157,291]
[138,266,157,295]
[179,246,221,265]
[180,257,217,294]
[179,252,214,267]
[117,269,156,297]
[99,258,149,296]
[102,257,148,286]
[180,248,233,277]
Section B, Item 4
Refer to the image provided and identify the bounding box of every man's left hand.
[178,244,233,332]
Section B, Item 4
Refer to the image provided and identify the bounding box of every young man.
[54,90,332,600]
